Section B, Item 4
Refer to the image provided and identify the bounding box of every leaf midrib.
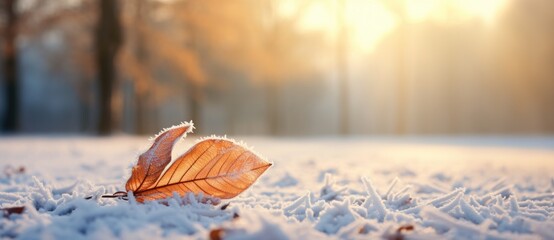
[133,163,271,194]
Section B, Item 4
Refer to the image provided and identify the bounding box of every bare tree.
[1,0,19,132]
[336,0,349,135]
[95,0,122,135]
[493,0,554,133]
[382,0,408,134]
[254,0,316,135]
[131,0,149,134]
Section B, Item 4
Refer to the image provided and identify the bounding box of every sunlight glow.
[297,0,395,53]
[414,0,508,24]
[294,0,507,53]
[455,0,507,24]
[346,1,395,53]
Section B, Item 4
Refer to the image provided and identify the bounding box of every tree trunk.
[182,15,202,133]
[133,0,149,135]
[336,0,349,135]
[189,92,200,132]
[79,79,91,132]
[95,0,122,135]
[393,5,408,135]
[186,83,201,133]
[266,81,280,135]
[134,90,148,134]
[1,0,19,133]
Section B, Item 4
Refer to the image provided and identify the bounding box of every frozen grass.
[1,136,553,239]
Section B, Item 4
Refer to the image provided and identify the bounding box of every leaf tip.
[149,120,195,141]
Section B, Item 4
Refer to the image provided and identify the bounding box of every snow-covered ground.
[1,136,553,239]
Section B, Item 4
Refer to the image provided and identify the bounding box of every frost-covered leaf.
[126,122,194,192]
[125,123,272,203]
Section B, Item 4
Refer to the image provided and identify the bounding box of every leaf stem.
[85,191,128,200]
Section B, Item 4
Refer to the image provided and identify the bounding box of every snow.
[1,136,553,239]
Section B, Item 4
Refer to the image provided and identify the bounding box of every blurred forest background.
[0,0,553,136]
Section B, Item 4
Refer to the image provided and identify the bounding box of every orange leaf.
[126,122,194,192]
[125,124,272,203]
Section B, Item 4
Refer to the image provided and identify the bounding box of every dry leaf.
[126,122,272,203]
[384,224,415,240]
[396,224,414,233]
[209,228,225,240]
[1,206,25,218]
[3,165,25,178]
[126,123,193,192]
